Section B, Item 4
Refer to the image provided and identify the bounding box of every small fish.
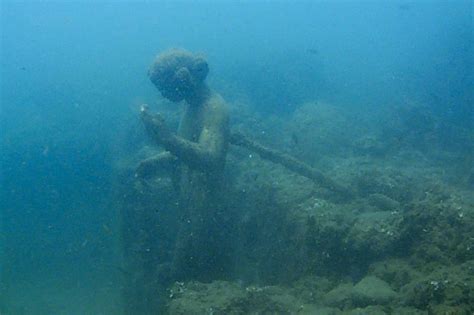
[307,48,319,55]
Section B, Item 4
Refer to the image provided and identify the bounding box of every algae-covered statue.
[137,49,230,282]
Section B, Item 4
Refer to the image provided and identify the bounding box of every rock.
[389,306,426,314]
[323,276,397,309]
[168,280,311,314]
[296,304,342,315]
[347,305,387,315]
[353,135,387,157]
[367,193,400,211]
[324,283,354,308]
[352,276,397,307]
[289,101,353,163]
[369,259,422,290]
[400,261,474,312]
[348,211,402,257]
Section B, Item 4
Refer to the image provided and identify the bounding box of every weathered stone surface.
[352,276,397,307]
[324,283,354,308]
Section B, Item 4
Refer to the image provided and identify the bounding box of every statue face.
[155,67,194,102]
[148,50,209,103]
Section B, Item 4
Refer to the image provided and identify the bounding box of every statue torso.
[175,92,227,208]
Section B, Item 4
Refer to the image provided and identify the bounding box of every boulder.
[352,276,398,307]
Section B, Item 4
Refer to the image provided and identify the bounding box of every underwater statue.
[137,49,230,282]
[135,49,353,285]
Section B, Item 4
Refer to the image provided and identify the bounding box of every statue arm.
[169,106,229,170]
[140,103,229,171]
[136,151,178,178]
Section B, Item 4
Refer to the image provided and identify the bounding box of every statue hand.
[140,104,173,144]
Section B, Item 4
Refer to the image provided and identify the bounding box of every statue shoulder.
[206,92,229,121]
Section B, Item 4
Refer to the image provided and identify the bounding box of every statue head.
[148,49,209,103]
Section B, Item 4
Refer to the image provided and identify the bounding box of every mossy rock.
[324,283,354,308]
[289,101,355,162]
[351,276,398,307]
[352,168,420,202]
[347,211,402,256]
[168,281,246,314]
[400,192,474,268]
[389,306,427,314]
[345,305,388,315]
[323,276,397,310]
[400,261,474,312]
[367,193,401,212]
[369,259,422,291]
[168,281,306,314]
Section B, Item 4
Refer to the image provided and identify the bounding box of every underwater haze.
[1,1,473,314]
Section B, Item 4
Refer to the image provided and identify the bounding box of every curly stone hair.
[148,49,209,102]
